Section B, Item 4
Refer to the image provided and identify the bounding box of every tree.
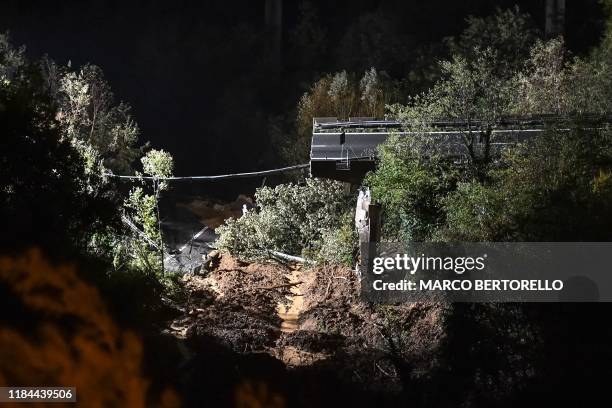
[368,9,612,242]
[514,39,570,115]
[216,178,353,262]
[446,7,540,77]
[0,33,26,83]
[390,48,515,181]
[123,150,174,274]
[515,32,612,117]
[286,68,398,164]
[0,34,116,255]
[327,71,354,119]
[368,136,457,240]
[360,67,384,117]
[43,61,141,176]
[2,33,179,280]
[365,8,612,406]
[141,149,173,187]
[440,126,612,242]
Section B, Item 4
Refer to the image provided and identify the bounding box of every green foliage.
[315,212,357,266]
[514,39,570,115]
[360,67,385,117]
[287,68,400,164]
[437,126,612,242]
[91,226,160,276]
[0,32,26,84]
[368,46,519,239]
[43,61,142,175]
[327,71,352,119]
[86,150,175,280]
[3,32,144,197]
[0,42,116,253]
[213,212,262,261]
[298,68,398,122]
[515,36,612,116]
[0,32,187,346]
[141,149,174,189]
[126,187,160,243]
[446,7,540,76]
[1,33,179,286]
[141,149,174,179]
[371,117,612,243]
[216,178,354,263]
[365,135,461,241]
[369,14,612,243]
[389,48,516,183]
[438,181,505,241]
[116,149,175,275]
[432,50,515,126]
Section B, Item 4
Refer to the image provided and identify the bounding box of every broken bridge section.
[309,116,612,184]
[161,201,218,274]
[163,225,218,274]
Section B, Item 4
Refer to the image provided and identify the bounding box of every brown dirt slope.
[168,253,447,395]
[169,254,292,351]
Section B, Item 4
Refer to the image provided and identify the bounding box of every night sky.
[1,1,606,179]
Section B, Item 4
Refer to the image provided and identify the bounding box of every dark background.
[0,1,606,179]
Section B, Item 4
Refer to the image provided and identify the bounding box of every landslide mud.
[276,267,305,334]
[168,255,291,351]
[167,253,447,401]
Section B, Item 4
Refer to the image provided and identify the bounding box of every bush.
[364,135,462,241]
[367,25,612,243]
[315,212,357,267]
[216,178,354,263]
[437,181,505,241]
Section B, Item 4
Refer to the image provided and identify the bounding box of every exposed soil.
[276,267,304,334]
[178,195,253,229]
[168,254,291,351]
[164,187,449,404]
[166,253,448,405]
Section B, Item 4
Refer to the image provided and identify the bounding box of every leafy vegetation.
[3,3,612,406]
[1,33,176,292]
[216,178,354,263]
[367,20,612,243]
[446,6,540,76]
[277,68,402,164]
[359,9,612,404]
[44,62,142,176]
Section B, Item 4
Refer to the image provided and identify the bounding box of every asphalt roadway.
[161,204,217,274]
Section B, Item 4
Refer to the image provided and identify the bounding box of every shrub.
[315,212,358,267]
[216,178,354,263]
[438,181,505,241]
[364,135,462,241]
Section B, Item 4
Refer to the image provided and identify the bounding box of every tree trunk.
[265,0,282,73]
[154,178,165,275]
[545,0,566,38]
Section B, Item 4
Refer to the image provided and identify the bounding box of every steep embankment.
[164,197,448,404]
[167,253,447,398]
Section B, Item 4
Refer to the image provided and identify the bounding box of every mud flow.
[276,267,304,333]
[163,199,446,404]
[166,251,446,405]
